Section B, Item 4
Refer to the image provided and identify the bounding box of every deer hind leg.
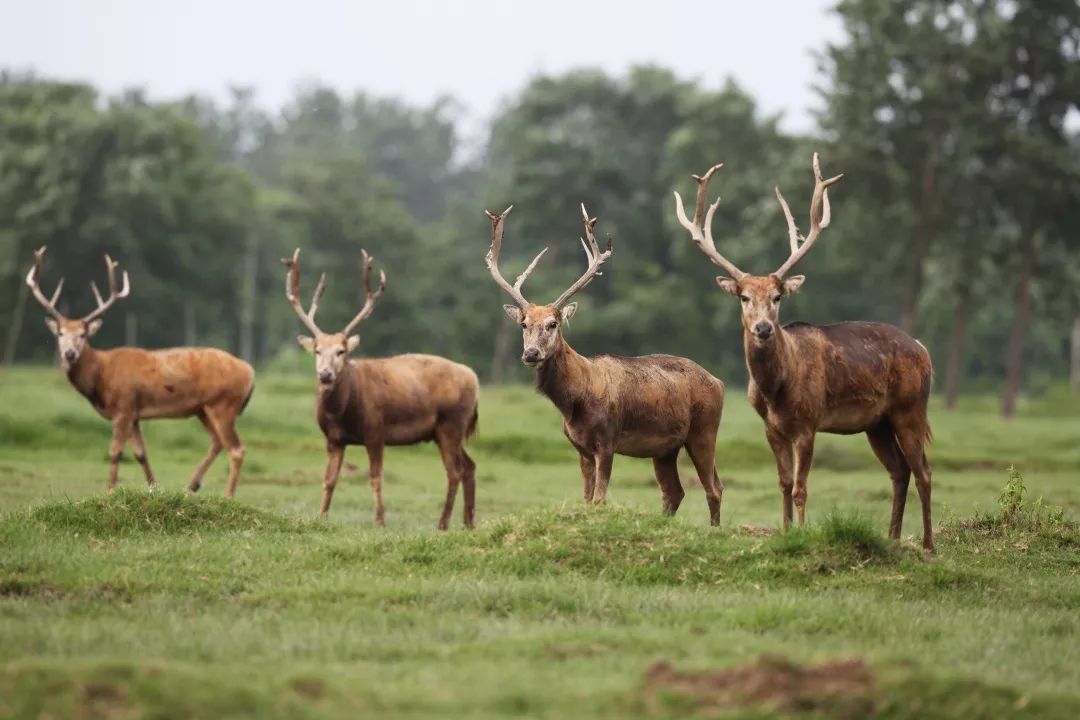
[362,442,384,526]
[651,451,685,517]
[434,426,465,531]
[685,430,723,527]
[461,448,477,530]
[792,434,815,525]
[866,420,911,540]
[204,405,245,498]
[765,428,795,529]
[129,421,157,491]
[188,410,223,494]
[578,451,596,503]
[891,411,934,552]
[106,416,135,493]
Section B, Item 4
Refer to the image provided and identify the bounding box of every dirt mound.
[643,655,875,718]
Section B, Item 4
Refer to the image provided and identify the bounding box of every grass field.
[1,365,1078,719]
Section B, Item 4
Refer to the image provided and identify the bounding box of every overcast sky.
[1,0,841,137]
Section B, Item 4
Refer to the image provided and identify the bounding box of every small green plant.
[999,465,1026,525]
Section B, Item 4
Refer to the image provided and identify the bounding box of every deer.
[282,248,479,529]
[484,203,727,524]
[674,153,935,550]
[25,247,255,496]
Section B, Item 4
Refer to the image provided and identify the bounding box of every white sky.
[1,0,841,138]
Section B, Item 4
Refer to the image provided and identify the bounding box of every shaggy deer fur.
[485,204,727,524]
[26,247,255,496]
[675,154,935,550]
[283,249,479,529]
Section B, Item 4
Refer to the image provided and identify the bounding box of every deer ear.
[716,277,740,296]
[782,275,805,295]
[86,319,103,337]
[297,335,316,353]
[44,318,59,336]
[504,305,524,324]
[561,303,578,324]
[346,335,360,353]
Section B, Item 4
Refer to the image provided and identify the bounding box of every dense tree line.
[1,0,1077,415]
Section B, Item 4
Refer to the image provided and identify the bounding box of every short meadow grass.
[1,366,1078,718]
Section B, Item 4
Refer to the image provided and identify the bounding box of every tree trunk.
[1001,231,1034,418]
[943,281,972,410]
[238,234,257,362]
[899,135,941,334]
[183,301,197,346]
[488,320,513,384]
[125,312,138,347]
[2,282,29,366]
[1071,315,1080,393]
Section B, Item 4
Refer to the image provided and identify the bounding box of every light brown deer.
[283,248,479,529]
[674,154,935,550]
[26,247,255,496]
[485,204,727,524]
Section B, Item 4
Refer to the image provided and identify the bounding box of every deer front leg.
[366,443,386,528]
[129,421,157,491]
[578,451,596,503]
[765,427,795,530]
[792,433,816,526]
[590,449,615,504]
[320,443,345,516]
[106,416,134,493]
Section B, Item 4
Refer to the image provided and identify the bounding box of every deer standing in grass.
[674,154,935,550]
[26,247,255,496]
[283,249,479,529]
[485,204,727,524]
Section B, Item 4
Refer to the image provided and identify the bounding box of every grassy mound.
[17,489,310,537]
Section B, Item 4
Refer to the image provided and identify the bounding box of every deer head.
[674,153,843,343]
[26,246,131,368]
[282,248,386,388]
[485,203,612,367]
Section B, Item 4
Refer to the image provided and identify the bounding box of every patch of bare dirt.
[737,525,778,537]
[642,655,875,718]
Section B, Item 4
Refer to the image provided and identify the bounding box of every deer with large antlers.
[283,248,479,529]
[26,247,255,496]
[674,153,935,550]
[485,204,727,523]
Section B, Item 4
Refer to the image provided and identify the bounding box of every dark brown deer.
[485,203,727,524]
[283,248,479,529]
[674,154,935,550]
[26,247,255,496]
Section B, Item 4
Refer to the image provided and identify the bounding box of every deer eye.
[546,321,558,330]
[520,323,527,329]
[771,295,781,304]
[739,296,750,304]
[336,349,345,356]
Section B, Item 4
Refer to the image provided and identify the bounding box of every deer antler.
[25,246,66,321]
[551,203,613,309]
[674,164,747,280]
[341,249,386,336]
[81,253,130,323]
[773,152,844,278]
[282,248,327,336]
[484,206,549,309]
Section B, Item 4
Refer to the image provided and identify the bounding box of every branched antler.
[484,206,548,308]
[82,253,130,323]
[773,152,844,278]
[25,246,65,321]
[551,203,613,309]
[341,249,386,336]
[282,248,327,336]
[673,164,747,280]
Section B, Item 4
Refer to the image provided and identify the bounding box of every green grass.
[1,365,1079,718]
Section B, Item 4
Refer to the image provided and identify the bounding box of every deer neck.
[66,345,104,407]
[535,336,592,418]
[318,363,358,417]
[744,327,796,399]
